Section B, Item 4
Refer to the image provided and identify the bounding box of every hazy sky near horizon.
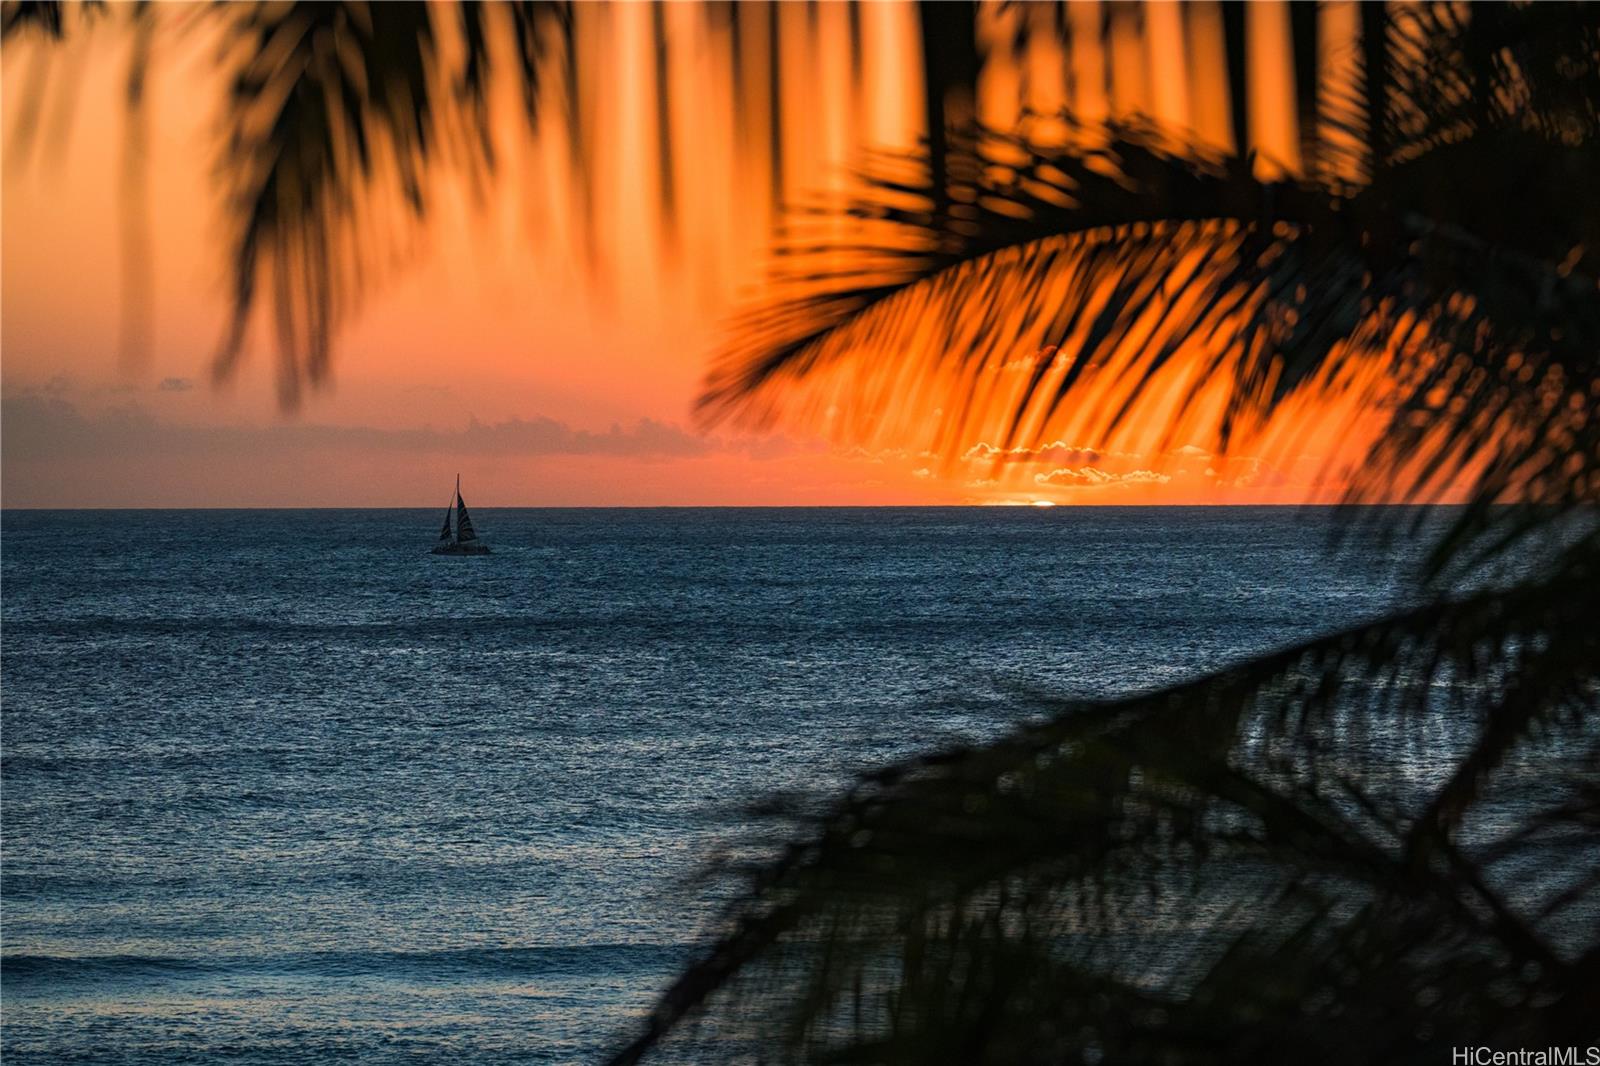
[2,3,1386,508]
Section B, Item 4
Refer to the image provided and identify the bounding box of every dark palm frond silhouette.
[206,1,573,405]
[8,1,1597,1059]
[700,2,1599,582]
[1,0,64,39]
[0,0,109,41]
[613,534,1600,1062]
[4,0,578,405]
[614,4,1600,1062]
[6,0,867,406]
[8,0,885,406]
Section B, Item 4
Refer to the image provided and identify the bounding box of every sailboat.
[431,475,491,555]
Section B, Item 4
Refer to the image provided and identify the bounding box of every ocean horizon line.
[1,501,1463,513]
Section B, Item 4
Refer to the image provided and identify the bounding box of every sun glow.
[2,1,1414,508]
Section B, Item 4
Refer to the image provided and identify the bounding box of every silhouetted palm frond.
[12,0,858,404]
[701,3,1599,580]
[626,4,1600,1061]
[206,1,571,405]
[0,0,81,40]
[5,0,578,403]
[611,526,1600,1065]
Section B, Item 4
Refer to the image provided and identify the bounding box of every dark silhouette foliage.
[613,4,1600,1062]
[6,2,1596,1060]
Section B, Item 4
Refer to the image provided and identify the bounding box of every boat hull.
[430,544,492,556]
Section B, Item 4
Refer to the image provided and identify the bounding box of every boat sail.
[430,475,491,555]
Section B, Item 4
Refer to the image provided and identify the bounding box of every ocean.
[1,507,1414,1064]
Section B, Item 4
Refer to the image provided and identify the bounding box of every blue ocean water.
[1,508,1413,1064]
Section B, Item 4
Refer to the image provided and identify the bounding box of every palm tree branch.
[610,539,1600,1062]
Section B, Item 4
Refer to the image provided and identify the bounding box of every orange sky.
[2,2,1386,508]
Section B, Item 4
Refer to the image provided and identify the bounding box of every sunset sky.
[2,2,1386,508]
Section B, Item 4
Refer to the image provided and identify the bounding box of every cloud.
[1032,466,1172,488]
[963,440,1131,465]
[0,394,731,464]
[966,440,1221,472]
[157,377,194,392]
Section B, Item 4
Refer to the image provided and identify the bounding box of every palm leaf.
[699,3,1600,580]
[0,0,76,39]
[611,529,1600,1064]
[632,5,1600,1060]
[208,1,570,405]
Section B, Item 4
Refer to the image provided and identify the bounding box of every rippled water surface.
[2,508,1412,1063]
